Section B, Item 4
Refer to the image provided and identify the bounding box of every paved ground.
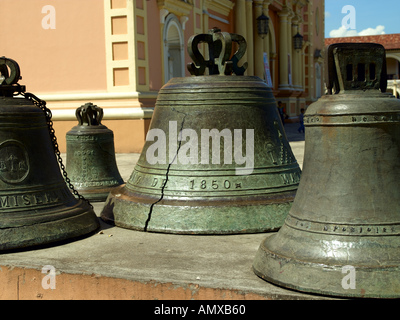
[283,122,305,169]
[0,122,317,300]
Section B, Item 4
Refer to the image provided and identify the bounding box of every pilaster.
[291,14,303,90]
[253,0,264,79]
[235,0,248,71]
[245,0,254,75]
[278,6,290,90]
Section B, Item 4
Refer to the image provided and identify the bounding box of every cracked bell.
[253,43,400,298]
[0,57,99,251]
[101,29,301,234]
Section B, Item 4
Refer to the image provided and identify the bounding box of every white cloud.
[325,11,331,18]
[329,26,358,38]
[358,25,386,36]
[329,25,386,38]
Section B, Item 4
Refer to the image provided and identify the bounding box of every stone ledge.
[0,203,330,300]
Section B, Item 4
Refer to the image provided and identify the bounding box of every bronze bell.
[0,57,99,251]
[66,103,123,202]
[253,43,400,298]
[101,29,301,234]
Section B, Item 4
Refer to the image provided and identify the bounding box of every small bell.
[66,103,124,202]
[0,57,99,251]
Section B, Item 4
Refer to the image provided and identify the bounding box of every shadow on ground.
[283,122,305,142]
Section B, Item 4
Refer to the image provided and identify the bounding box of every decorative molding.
[180,15,189,29]
[202,9,229,24]
[103,0,136,92]
[157,0,193,17]
[51,107,154,121]
[278,5,291,17]
[160,8,169,23]
[204,0,234,17]
[38,91,158,102]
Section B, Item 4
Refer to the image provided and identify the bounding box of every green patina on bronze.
[253,43,400,298]
[0,57,99,251]
[100,29,301,234]
[66,103,124,202]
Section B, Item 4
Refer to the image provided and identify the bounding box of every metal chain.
[19,90,93,209]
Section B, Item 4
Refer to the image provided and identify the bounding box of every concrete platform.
[0,123,329,300]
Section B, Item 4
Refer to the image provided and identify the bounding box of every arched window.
[163,14,185,83]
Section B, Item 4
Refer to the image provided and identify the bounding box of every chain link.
[19,90,93,209]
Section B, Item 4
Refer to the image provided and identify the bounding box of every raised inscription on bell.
[0,187,72,209]
[0,140,29,184]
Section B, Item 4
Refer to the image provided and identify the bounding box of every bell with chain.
[100,29,301,234]
[66,103,123,202]
[253,43,400,298]
[0,57,99,251]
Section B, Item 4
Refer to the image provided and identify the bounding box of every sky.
[325,0,400,38]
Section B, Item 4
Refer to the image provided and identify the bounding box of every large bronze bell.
[0,57,99,251]
[66,103,124,202]
[253,43,400,298]
[101,29,301,234]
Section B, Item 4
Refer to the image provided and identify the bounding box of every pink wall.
[1,0,107,94]
[146,0,163,91]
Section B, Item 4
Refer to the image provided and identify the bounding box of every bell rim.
[0,200,99,251]
[100,184,295,234]
[253,232,400,299]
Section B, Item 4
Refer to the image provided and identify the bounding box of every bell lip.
[99,184,295,235]
[0,200,100,251]
[72,182,124,202]
[252,228,400,299]
[253,247,400,299]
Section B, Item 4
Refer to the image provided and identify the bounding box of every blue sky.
[325,0,400,38]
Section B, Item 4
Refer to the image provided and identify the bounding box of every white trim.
[163,14,185,84]
[386,53,400,63]
[202,9,229,24]
[160,8,169,23]
[51,107,154,121]
[180,16,189,30]
[38,91,158,101]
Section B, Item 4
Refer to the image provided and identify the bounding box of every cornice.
[292,0,308,7]
[157,0,193,17]
[204,0,234,16]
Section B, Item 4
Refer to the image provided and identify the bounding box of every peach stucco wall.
[1,0,107,94]
[146,0,164,91]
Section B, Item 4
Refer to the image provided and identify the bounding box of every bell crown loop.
[75,102,104,126]
[0,56,25,97]
[326,43,387,94]
[187,28,248,76]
